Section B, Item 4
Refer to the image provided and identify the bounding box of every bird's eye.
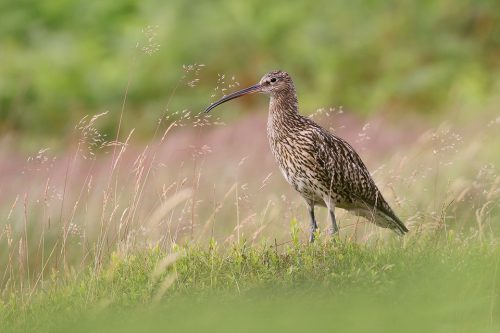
[270,78,277,83]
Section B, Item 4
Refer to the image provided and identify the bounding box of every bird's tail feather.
[377,210,408,236]
[352,208,408,235]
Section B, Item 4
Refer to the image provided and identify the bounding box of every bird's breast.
[267,128,327,202]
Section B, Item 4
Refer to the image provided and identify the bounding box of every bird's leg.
[307,203,318,243]
[329,209,339,236]
[325,199,339,236]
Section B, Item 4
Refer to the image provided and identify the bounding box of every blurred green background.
[0,0,499,141]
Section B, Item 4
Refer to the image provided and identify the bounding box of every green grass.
[1,233,498,332]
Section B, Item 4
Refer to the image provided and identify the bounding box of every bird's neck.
[267,91,300,139]
[269,91,299,121]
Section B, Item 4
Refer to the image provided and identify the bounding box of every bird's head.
[204,70,294,113]
[258,70,293,94]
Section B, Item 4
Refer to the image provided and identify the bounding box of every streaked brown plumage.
[205,70,408,242]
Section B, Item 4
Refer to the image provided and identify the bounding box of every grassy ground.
[1,233,498,332]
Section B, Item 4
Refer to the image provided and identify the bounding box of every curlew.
[204,70,408,242]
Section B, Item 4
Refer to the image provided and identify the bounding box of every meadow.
[1,0,499,332]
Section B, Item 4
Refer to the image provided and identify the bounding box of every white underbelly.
[279,166,324,204]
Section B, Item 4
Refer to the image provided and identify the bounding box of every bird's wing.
[311,126,389,210]
[314,126,407,233]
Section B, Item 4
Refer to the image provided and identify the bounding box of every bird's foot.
[329,227,340,244]
[309,229,319,243]
[309,232,315,243]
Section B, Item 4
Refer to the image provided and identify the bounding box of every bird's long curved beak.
[204,83,262,113]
